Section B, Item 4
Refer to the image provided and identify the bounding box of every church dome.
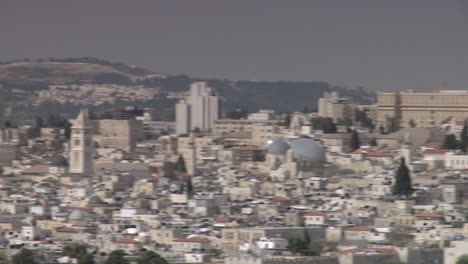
[289,138,325,163]
[68,210,84,221]
[88,195,105,205]
[47,155,69,167]
[267,140,290,155]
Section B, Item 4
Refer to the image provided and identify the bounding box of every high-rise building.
[175,82,221,135]
[69,109,94,175]
[318,92,355,123]
[176,100,191,135]
[377,90,468,129]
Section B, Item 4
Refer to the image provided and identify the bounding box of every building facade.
[69,109,94,175]
[377,90,468,129]
[318,92,355,123]
[175,82,221,135]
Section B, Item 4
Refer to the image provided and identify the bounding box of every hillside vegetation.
[0,58,375,120]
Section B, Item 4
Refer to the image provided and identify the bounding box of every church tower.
[69,109,94,175]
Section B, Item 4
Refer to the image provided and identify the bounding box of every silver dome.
[268,140,290,155]
[289,138,325,163]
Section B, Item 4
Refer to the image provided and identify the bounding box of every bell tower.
[69,109,94,175]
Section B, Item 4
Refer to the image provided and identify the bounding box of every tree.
[64,120,72,139]
[443,134,459,149]
[162,162,177,178]
[175,155,187,173]
[311,117,337,133]
[137,250,169,264]
[12,248,38,264]
[287,238,308,252]
[350,129,360,151]
[457,255,468,264]
[393,158,413,197]
[355,109,374,129]
[461,121,468,152]
[379,124,385,134]
[104,250,129,264]
[386,117,399,133]
[63,243,88,259]
[308,242,322,256]
[283,112,292,128]
[78,254,96,264]
[186,177,194,197]
[386,231,414,247]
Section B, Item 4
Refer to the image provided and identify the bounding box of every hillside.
[0,58,375,121]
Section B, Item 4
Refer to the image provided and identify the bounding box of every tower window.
[74,139,80,146]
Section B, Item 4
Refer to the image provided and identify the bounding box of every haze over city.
[3,0,468,90]
[4,1,468,264]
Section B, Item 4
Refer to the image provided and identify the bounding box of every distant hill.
[0,58,375,120]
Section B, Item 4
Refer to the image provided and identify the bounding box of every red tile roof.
[422,149,453,155]
[304,211,326,217]
[347,226,370,232]
[173,237,210,243]
[116,238,140,244]
[56,227,80,233]
[415,212,443,219]
[272,196,290,202]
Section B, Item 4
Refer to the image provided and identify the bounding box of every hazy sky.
[2,0,468,91]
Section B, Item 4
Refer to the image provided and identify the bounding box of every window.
[74,139,80,146]
[72,152,80,167]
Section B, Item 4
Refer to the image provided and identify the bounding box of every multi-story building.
[318,92,355,123]
[175,82,221,134]
[176,100,191,135]
[377,90,468,129]
[214,119,281,135]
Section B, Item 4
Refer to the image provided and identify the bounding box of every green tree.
[350,129,360,151]
[12,248,38,264]
[175,155,187,173]
[461,121,468,152]
[104,250,129,264]
[311,117,337,133]
[393,158,413,197]
[186,177,194,197]
[379,124,385,134]
[137,250,169,264]
[457,255,468,264]
[386,117,399,133]
[287,238,308,252]
[386,231,414,247]
[283,112,292,127]
[355,109,374,128]
[308,242,323,256]
[162,162,177,178]
[63,243,88,259]
[78,254,96,264]
[443,134,459,149]
[64,120,72,139]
